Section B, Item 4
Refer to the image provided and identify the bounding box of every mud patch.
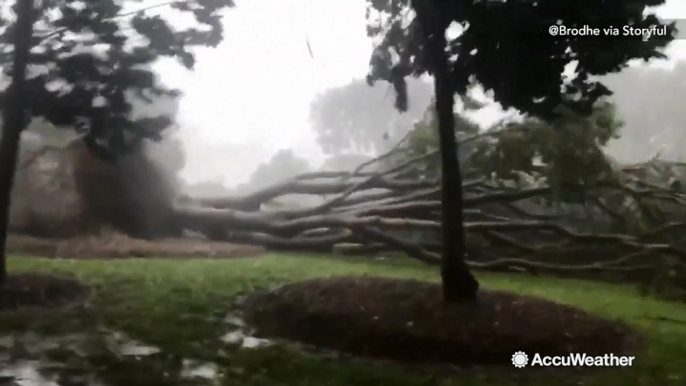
[243,276,641,368]
[0,273,92,312]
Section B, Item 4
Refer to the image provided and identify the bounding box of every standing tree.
[365,0,675,302]
[0,0,36,285]
[0,0,235,285]
[309,78,433,156]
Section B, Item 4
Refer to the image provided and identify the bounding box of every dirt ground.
[6,233,265,259]
[0,273,93,312]
[244,276,641,368]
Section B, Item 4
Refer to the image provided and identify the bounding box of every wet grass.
[2,253,686,386]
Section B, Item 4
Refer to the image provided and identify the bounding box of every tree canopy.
[366,0,675,118]
[0,0,234,158]
[4,69,181,145]
[309,77,433,156]
[404,99,623,200]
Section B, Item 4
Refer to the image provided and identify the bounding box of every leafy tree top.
[365,0,675,119]
[0,0,234,159]
[309,77,433,155]
[404,99,624,201]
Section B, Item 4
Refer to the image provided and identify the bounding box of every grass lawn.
[2,253,686,386]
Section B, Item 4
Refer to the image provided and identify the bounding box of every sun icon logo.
[512,351,529,368]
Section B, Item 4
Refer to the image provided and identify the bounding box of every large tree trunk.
[430,27,479,303]
[0,0,36,285]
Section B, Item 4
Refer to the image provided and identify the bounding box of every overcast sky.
[151,0,686,187]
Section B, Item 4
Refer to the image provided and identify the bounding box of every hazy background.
[144,0,686,189]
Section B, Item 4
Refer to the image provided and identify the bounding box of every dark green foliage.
[404,103,480,173]
[404,100,624,201]
[0,0,234,159]
[366,0,675,119]
[471,102,623,193]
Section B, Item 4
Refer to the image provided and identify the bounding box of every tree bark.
[0,0,36,285]
[429,29,479,302]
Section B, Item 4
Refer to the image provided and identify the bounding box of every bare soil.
[0,273,92,312]
[7,234,265,259]
[243,276,641,368]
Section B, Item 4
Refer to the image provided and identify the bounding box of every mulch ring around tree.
[243,276,642,372]
[0,273,93,312]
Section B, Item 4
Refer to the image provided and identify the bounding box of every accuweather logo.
[511,351,635,368]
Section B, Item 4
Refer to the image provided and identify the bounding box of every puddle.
[220,312,273,349]
[219,308,388,366]
[241,337,271,349]
[102,331,161,357]
[0,360,107,386]
[224,316,245,327]
[0,312,274,386]
[220,330,245,344]
[116,342,161,356]
[0,361,60,386]
[0,331,218,385]
[220,328,271,348]
[181,359,219,379]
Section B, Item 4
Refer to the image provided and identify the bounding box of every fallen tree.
[12,117,686,295]
[173,132,686,295]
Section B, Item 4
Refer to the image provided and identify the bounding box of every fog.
[146,0,686,193]
[14,0,686,194]
[153,0,374,188]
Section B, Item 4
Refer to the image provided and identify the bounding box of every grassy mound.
[243,276,638,367]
